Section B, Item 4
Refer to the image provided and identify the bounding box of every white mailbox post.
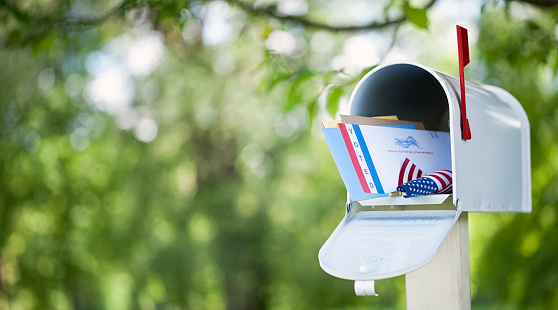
[318,62,531,308]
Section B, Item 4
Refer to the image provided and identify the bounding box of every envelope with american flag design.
[322,124,451,201]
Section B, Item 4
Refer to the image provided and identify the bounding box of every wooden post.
[405,212,471,310]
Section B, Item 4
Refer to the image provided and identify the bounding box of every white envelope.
[323,124,451,201]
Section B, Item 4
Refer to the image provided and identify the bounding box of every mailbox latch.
[355,280,378,296]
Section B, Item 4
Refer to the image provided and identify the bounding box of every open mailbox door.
[318,61,531,285]
[319,197,460,281]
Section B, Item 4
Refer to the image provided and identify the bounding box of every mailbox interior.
[350,63,450,132]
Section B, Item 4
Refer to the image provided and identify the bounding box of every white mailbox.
[318,61,531,289]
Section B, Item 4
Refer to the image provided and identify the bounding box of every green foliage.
[326,86,344,117]
[0,0,558,309]
[471,4,558,309]
[405,6,428,30]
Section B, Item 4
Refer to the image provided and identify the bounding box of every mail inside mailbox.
[322,123,451,201]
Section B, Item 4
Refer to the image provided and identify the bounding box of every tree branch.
[0,0,134,46]
[55,0,135,28]
[227,0,438,32]
[379,23,402,63]
[0,0,133,29]
[514,0,558,7]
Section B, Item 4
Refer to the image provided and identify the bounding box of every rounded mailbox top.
[349,62,452,132]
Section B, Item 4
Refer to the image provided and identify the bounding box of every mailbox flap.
[318,209,461,280]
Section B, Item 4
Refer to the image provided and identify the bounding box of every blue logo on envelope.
[394,136,422,149]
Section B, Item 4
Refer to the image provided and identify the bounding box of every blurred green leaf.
[32,34,55,56]
[406,6,428,30]
[285,83,300,112]
[262,72,291,92]
[383,0,399,20]
[326,87,343,118]
[307,93,320,122]
[284,72,313,112]
[7,29,23,44]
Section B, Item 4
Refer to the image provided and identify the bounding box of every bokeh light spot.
[135,118,158,143]
[38,68,55,91]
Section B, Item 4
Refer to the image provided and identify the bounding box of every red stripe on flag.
[417,170,423,178]
[432,171,451,186]
[438,171,452,185]
[339,123,370,193]
[441,185,453,194]
[399,158,410,185]
[408,164,416,183]
[438,184,453,194]
[438,170,453,178]
[429,173,447,189]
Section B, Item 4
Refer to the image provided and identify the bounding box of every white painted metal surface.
[354,280,379,296]
[440,75,531,213]
[358,193,450,206]
[318,199,461,280]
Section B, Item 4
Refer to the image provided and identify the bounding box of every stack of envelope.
[322,115,451,202]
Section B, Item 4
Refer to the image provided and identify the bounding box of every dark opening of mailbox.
[350,64,450,132]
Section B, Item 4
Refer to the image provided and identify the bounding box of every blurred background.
[1,0,558,309]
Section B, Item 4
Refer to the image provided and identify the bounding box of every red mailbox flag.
[457,25,471,140]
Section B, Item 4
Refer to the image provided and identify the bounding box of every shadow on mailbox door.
[318,62,531,289]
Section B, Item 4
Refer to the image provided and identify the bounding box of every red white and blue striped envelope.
[322,124,451,201]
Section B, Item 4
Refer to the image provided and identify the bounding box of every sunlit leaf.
[326,87,343,118]
[307,94,320,123]
[262,72,290,92]
[285,83,300,112]
[284,71,314,112]
[406,6,428,30]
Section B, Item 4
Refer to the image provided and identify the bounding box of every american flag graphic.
[396,170,453,198]
[398,158,423,185]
